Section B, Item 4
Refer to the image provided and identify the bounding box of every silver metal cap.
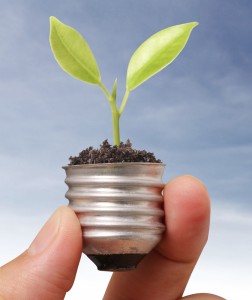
[63,163,166,271]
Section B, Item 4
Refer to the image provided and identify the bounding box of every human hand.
[0,176,225,300]
[103,175,225,300]
[0,206,82,300]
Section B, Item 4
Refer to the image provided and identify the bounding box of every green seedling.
[49,16,198,146]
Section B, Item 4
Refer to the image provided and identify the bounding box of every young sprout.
[49,17,198,146]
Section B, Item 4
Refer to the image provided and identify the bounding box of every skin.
[0,176,225,300]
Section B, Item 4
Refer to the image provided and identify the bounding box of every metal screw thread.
[63,163,165,255]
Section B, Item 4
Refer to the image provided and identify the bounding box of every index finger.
[103,175,210,300]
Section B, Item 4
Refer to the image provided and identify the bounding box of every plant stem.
[98,81,130,146]
[110,101,120,146]
[99,81,120,145]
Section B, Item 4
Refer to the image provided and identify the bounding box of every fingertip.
[30,205,83,291]
[164,175,210,224]
[54,205,83,269]
[164,175,210,203]
[45,206,82,285]
[56,205,82,240]
[158,175,210,262]
[28,205,82,256]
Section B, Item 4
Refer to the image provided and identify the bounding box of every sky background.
[0,0,252,298]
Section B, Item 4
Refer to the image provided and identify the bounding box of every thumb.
[0,206,82,300]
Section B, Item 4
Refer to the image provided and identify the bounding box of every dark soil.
[69,139,162,165]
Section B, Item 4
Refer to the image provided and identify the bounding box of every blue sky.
[0,0,252,298]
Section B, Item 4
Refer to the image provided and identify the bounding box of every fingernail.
[28,209,61,255]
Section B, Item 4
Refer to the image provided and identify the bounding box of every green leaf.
[126,22,198,91]
[49,16,101,84]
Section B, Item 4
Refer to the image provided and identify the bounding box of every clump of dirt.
[69,139,162,165]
